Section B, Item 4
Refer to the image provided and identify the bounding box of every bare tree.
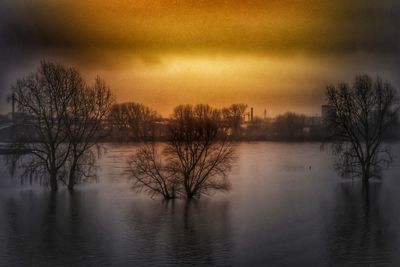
[64,76,114,190]
[325,74,399,187]
[168,104,235,198]
[128,104,236,199]
[222,103,247,139]
[9,61,82,191]
[109,102,159,141]
[128,143,178,199]
[108,103,130,141]
[8,60,114,191]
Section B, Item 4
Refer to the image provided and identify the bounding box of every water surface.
[1,142,400,266]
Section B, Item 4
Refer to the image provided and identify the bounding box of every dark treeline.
[106,106,329,142]
[2,103,337,142]
[106,102,251,142]
[4,103,400,143]
[104,105,400,142]
[1,61,400,198]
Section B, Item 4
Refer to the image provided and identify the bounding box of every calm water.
[1,142,400,266]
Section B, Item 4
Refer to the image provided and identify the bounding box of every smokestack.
[264,109,267,120]
[250,107,253,122]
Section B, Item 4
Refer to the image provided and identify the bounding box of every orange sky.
[1,0,399,116]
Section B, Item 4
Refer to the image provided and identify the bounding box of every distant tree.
[273,112,306,140]
[8,61,114,191]
[109,102,159,141]
[244,116,269,140]
[108,103,129,138]
[128,104,236,199]
[325,74,399,187]
[222,103,247,139]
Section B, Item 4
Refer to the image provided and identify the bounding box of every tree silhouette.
[8,61,114,191]
[222,103,247,139]
[128,143,178,199]
[109,102,159,141]
[273,112,306,140]
[325,74,399,187]
[64,76,114,190]
[128,104,235,199]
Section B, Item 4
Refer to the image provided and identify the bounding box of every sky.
[1,0,399,117]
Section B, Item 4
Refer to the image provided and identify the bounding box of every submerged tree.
[128,104,236,199]
[64,77,114,190]
[10,61,81,190]
[325,74,399,187]
[128,143,178,199]
[8,61,114,191]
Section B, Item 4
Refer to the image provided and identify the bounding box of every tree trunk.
[184,175,193,199]
[50,169,58,191]
[362,161,370,185]
[362,178,370,206]
[68,162,77,191]
[361,163,370,200]
[164,194,175,200]
[185,186,194,199]
[49,149,58,191]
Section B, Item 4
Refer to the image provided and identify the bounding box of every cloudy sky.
[1,0,399,116]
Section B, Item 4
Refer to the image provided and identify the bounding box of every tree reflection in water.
[321,182,399,266]
[124,199,233,266]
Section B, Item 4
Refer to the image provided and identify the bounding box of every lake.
[1,142,400,266]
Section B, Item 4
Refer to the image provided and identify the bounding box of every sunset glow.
[1,2,400,265]
[1,0,399,116]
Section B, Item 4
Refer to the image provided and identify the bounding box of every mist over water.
[1,142,400,266]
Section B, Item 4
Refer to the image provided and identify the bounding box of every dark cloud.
[1,0,400,114]
[2,0,400,56]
